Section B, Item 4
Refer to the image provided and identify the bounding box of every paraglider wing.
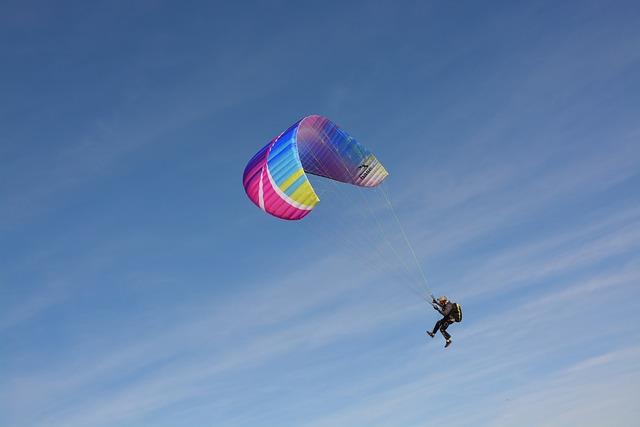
[242,115,388,220]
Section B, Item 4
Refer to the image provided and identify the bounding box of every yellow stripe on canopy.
[290,180,319,206]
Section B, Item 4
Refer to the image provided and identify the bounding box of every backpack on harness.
[451,303,463,323]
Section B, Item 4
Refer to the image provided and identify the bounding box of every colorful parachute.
[243,115,388,220]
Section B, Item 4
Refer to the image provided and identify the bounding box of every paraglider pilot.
[427,296,462,348]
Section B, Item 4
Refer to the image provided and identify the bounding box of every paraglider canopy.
[242,115,388,220]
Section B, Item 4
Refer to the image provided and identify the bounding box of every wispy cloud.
[0,284,68,331]
[2,252,415,426]
[488,346,640,427]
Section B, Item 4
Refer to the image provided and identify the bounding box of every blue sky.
[2,0,639,426]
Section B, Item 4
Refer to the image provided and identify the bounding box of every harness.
[451,303,463,322]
